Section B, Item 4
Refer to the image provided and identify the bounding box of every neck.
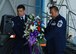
[23,14,25,16]
[18,13,25,17]
[22,14,25,17]
[55,13,59,17]
[53,14,59,19]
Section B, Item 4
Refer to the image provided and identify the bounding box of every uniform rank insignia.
[57,20,63,27]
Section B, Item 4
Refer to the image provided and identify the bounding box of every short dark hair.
[49,6,59,12]
[17,5,25,10]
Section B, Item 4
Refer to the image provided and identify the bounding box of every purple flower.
[30,32,34,37]
[28,36,36,46]
[33,30,39,37]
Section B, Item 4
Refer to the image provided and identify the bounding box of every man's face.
[17,8,25,16]
[50,8,58,18]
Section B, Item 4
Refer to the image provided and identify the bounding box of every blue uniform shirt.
[45,14,66,40]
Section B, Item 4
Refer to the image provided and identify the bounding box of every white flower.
[40,36,42,39]
[31,14,35,16]
[35,16,40,19]
[41,28,44,32]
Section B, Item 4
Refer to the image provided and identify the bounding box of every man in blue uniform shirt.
[45,6,66,54]
[12,5,30,54]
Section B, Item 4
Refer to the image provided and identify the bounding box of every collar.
[23,15,25,20]
[53,14,61,20]
[20,15,25,20]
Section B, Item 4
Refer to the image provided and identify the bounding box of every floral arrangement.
[23,14,46,54]
[24,14,46,46]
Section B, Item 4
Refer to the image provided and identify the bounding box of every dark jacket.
[45,14,66,40]
[11,15,28,39]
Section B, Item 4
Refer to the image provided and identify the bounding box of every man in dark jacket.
[45,6,66,54]
[12,5,30,54]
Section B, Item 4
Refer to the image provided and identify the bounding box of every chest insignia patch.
[57,20,63,27]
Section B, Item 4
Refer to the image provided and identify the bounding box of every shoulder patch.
[57,20,63,27]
